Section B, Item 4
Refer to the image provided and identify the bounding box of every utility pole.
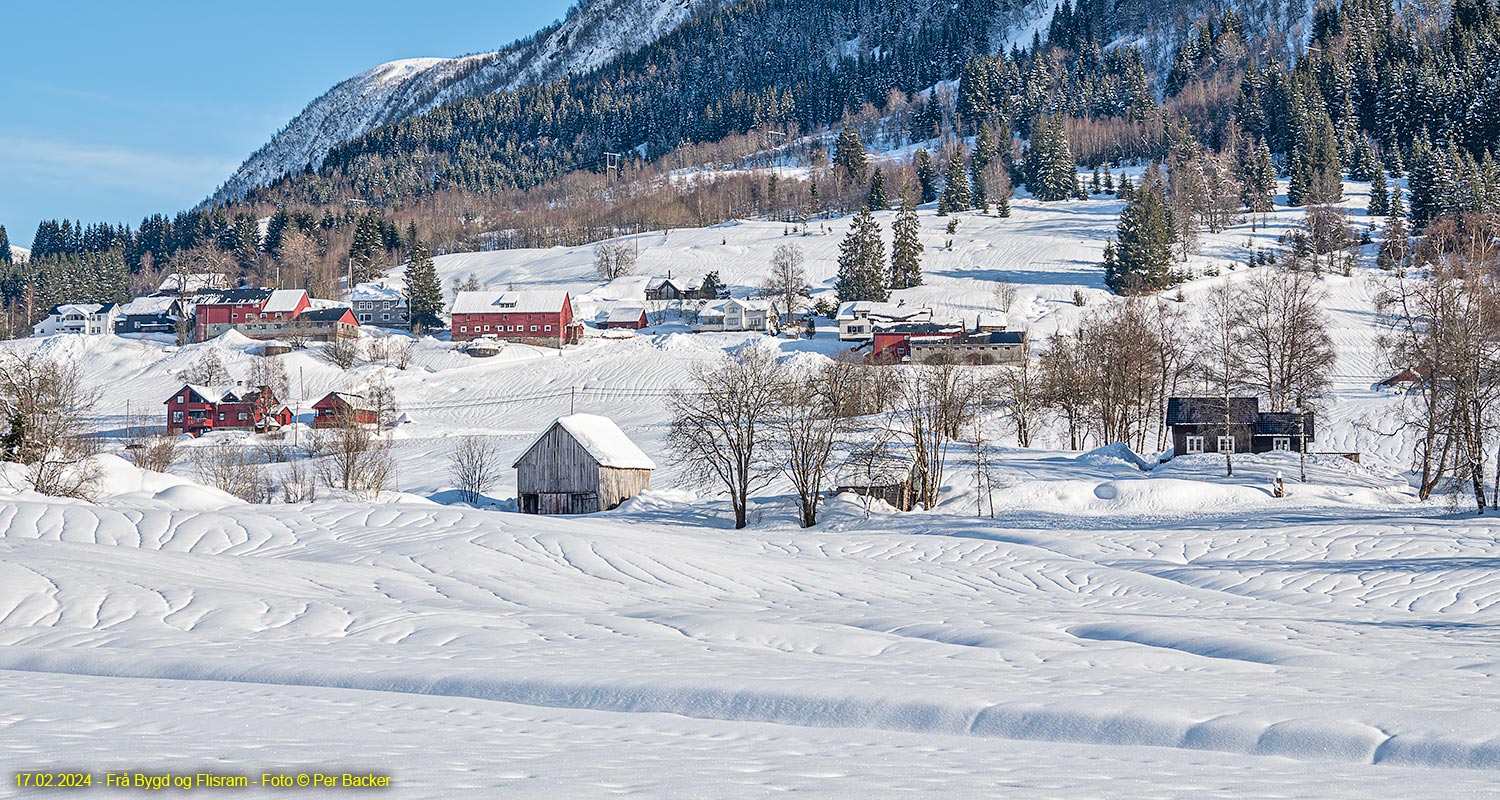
[603,152,622,185]
[570,386,576,416]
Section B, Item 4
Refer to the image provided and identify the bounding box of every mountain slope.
[212,0,734,203]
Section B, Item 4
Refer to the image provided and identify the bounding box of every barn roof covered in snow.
[513,414,656,470]
[452,290,570,315]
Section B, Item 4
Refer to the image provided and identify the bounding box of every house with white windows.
[32,303,120,337]
[691,298,778,333]
[836,300,933,341]
[1164,397,1314,457]
[350,282,409,329]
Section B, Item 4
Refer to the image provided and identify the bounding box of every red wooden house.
[871,323,964,361]
[194,289,311,342]
[165,384,291,437]
[450,290,581,345]
[604,306,649,330]
[312,392,380,428]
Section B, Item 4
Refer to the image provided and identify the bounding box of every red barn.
[312,392,379,428]
[604,306,648,330]
[194,288,311,342]
[165,384,290,437]
[871,323,963,361]
[450,290,580,345]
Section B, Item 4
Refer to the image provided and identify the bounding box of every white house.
[350,282,409,329]
[692,298,777,333]
[155,272,229,296]
[31,303,120,337]
[836,301,933,341]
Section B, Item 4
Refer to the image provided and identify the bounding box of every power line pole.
[603,152,622,185]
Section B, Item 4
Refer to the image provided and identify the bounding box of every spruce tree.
[0,225,10,265]
[1241,137,1277,229]
[971,127,999,210]
[834,128,868,184]
[1288,100,1343,206]
[890,195,924,289]
[1106,164,1176,295]
[1368,163,1390,216]
[914,149,938,204]
[834,208,887,303]
[939,150,971,215]
[349,215,388,285]
[867,169,889,211]
[405,240,445,332]
[1025,116,1078,201]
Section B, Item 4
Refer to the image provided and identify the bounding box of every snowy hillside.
[212,0,733,202]
[12,182,1500,796]
[9,245,28,262]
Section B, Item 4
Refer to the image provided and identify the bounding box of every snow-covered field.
[6,186,1497,798]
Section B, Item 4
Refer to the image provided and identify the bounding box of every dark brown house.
[513,414,655,514]
[1165,397,1314,457]
[834,450,917,511]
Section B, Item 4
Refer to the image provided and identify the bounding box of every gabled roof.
[197,288,273,305]
[836,450,916,487]
[451,290,570,315]
[299,307,357,322]
[315,391,375,412]
[1255,412,1316,438]
[1165,397,1261,426]
[47,302,108,317]
[351,282,404,302]
[836,301,930,322]
[874,322,964,336]
[513,414,656,470]
[964,330,1027,345]
[171,383,267,405]
[262,289,309,313]
[119,296,181,316]
[157,272,228,294]
[606,306,647,323]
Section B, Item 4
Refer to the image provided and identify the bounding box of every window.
[177,394,185,403]
[172,411,183,423]
[217,412,226,421]
[1273,437,1292,451]
[530,325,538,332]
[1185,436,1205,454]
[238,412,249,421]
[544,325,552,332]
[1217,435,1236,453]
[460,326,467,333]
[381,314,390,321]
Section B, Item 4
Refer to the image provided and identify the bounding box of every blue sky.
[0,1,574,249]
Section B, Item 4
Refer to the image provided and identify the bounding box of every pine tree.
[834,128,868,184]
[1025,116,1078,201]
[1104,169,1115,193]
[1288,99,1343,206]
[1106,164,1176,295]
[0,226,10,265]
[939,150,971,215]
[867,169,889,211]
[1389,182,1406,221]
[890,195,923,289]
[971,127,999,210]
[349,215,388,286]
[834,208,887,302]
[914,149,938,204]
[1368,163,1390,216]
[1240,137,1277,229]
[405,240,445,332]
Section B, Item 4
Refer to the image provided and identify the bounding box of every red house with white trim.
[164,384,291,437]
[311,392,380,428]
[450,290,580,345]
[194,289,311,342]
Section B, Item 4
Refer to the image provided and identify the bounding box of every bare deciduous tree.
[124,413,178,473]
[1195,281,1252,476]
[448,435,504,504]
[313,412,398,498]
[760,243,810,325]
[774,361,853,526]
[668,347,783,528]
[993,280,1019,312]
[0,354,103,499]
[594,241,637,281]
[177,349,232,386]
[248,354,289,398]
[897,360,979,509]
[192,445,273,502]
[320,337,362,370]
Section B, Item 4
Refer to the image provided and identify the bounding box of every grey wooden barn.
[514,414,655,515]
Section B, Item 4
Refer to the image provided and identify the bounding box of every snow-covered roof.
[263,289,308,313]
[119,296,179,316]
[837,301,929,322]
[732,298,775,312]
[452,290,570,315]
[50,303,107,318]
[606,306,646,323]
[181,384,257,404]
[514,414,656,470]
[351,282,404,302]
